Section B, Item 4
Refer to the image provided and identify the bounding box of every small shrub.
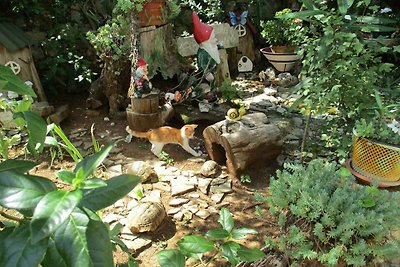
[261,159,400,266]
[156,208,265,266]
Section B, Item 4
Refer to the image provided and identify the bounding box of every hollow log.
[203,112,283,177]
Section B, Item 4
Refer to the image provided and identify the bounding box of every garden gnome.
[134,57,152,98]
[192,12,221,98]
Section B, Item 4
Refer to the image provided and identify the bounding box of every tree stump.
[126,94,174,131]
[203,112,283,177]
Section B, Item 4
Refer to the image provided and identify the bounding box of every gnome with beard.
[192,12,221,100]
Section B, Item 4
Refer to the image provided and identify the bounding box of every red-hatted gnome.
[133,57,152,98]
[192,12,221,99]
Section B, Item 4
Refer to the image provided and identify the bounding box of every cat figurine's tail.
[126,126,149,138]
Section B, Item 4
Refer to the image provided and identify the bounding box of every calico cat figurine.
[126,124,201,157]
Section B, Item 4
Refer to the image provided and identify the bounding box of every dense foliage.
[260,159,400,266]
[283,0,400,159]
[0,145,141,266]
[260,8,306,47]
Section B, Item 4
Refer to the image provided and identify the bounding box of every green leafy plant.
[0,65,47,158]
[260,8,307,47]
[156,208,265,266]
[259,159,400,266]
[159,151,174,166]
[239,174,252,184]
[0,143,141,266]
[216,80,243,104]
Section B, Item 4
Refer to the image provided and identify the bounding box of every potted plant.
[259,8,305,72]
[349,112,400,187]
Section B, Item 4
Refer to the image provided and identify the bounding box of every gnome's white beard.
[200,41,221,64]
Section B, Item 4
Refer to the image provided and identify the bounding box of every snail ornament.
[225,107,246,121]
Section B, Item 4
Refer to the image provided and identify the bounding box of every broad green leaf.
[218,208,234,232]
[338,0,354,15]
[231,228,258,240]
[41,238,68,267]
[86,218,114,267]
[0,159,37,173]
[156,249,186,267]
[205,229,230,240]
[56,170,75,184]
[177,235,214,254]
[82,178,107,189]
[0,171,56,210]
[74,143,114,179]
[221,241,241,266]
[338,167,351,178]
[353,15,398,25]
[301,0,315,10]
[0,224,48,267]
[14,111,47,156]
[0,65,36,96]
[31,190,82,243]
[237,246,266,262]
[53,208,91,267]
[80,174,140,211]
[45,136,58,146]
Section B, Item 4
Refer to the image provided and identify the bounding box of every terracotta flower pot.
[138,0,167,27]
[260,47,301,72]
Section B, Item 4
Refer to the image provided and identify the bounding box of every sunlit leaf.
[156,249,185,267]
[31,190,82,243]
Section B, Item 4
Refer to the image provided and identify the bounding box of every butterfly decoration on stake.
[229,11,248,37]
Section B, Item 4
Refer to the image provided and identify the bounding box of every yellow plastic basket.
[351,135,400,181]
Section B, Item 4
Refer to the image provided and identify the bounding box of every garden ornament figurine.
[133,57,152,98]
[192,12,221,98]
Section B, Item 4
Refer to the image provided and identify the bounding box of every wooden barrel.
[130,94,159,113]
[127,94,161,132]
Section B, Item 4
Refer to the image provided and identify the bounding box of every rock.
[201,160,221,178]
[198,178,212,194]
[167,207,181,215]
[169,198,190,207]
[210,177,227,186]
[210,180,233,194]
[49,104,70,125]
[277,72,298,87]
[30,101,54,117]
[122,236,152,252]
[211,193,225,204]
[195,210,211,220]
[126,161,156,183]
[152,182,171,192]
[103,213,124,224]
[127,202,166,233]
[141,190,162,203]
[170,178,196,196]
[173,211,184,221]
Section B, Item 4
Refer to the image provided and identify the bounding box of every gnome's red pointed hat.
[137,57,147,67]
[192,12,213,44]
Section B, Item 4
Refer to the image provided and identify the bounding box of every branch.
[0,210,23,223]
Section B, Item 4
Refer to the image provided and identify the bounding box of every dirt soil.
[35,91,284,267]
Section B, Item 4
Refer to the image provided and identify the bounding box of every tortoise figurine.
[127,201,166,233]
